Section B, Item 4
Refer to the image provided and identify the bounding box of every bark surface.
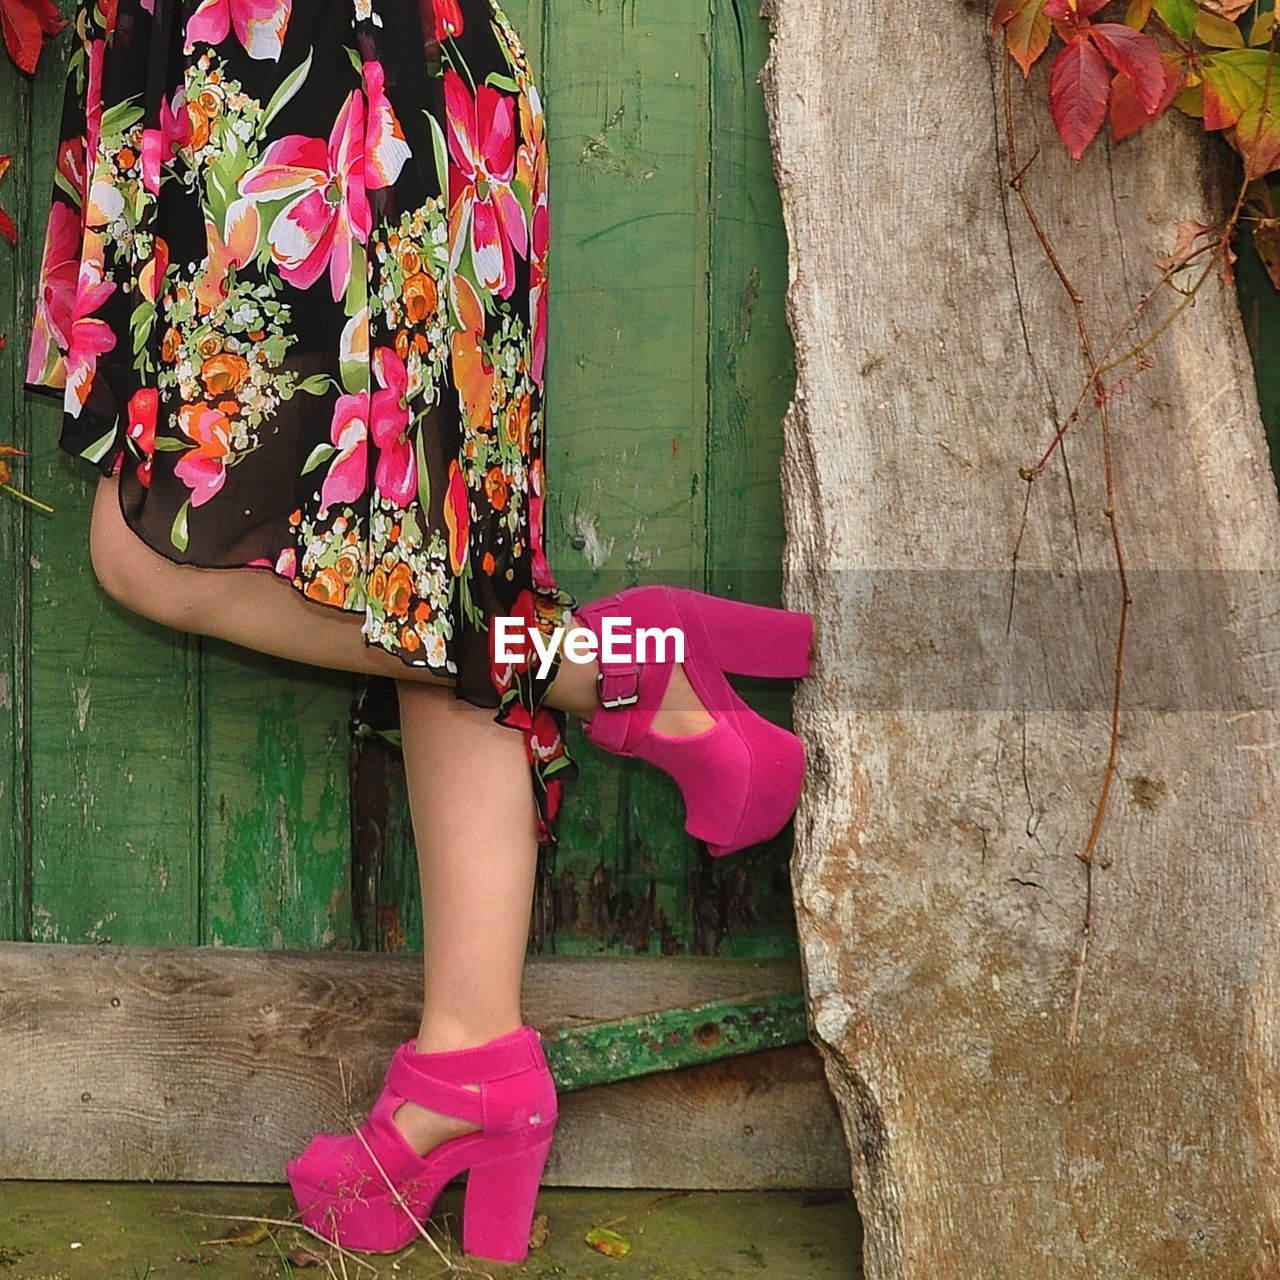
[760,3,1280,1275]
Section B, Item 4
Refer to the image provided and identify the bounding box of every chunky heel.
[682,593,814,679]
[574,584,814,858]
[461,1132,556,1264]
[287,1025,558,1257]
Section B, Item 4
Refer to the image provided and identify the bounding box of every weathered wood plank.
[0,943,847,1187]
[704,0,801,953]
[200,644,357,949]
[0,44,33,943]
[535,0,713,951]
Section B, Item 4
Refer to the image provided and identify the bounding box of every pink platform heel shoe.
[572,586,814,857]
[286,1024,558,1262]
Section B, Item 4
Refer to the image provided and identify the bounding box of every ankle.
[414,1018,524,1056]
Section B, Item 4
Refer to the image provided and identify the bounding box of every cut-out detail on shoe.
[286,1025,559,1264]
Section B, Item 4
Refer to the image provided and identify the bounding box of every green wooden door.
[0,0,800,958]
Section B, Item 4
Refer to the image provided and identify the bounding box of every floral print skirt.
[25,0,580,847]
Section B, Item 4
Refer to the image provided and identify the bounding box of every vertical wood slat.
[537,0,712,954]
[199,647,356,949]
[0,51,33,943]
[22,7,199,946]
[5,13,356,950]
[702,0,800,955]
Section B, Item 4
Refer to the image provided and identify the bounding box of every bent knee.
[88,476,208,626]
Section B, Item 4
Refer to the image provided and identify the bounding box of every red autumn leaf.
[992,0,1052,76]
[1045,0,1109,20]
[1110,53,1185,142]
[2,0,66,75]
[1090,24,1166,115]
[1051,38,1112,159]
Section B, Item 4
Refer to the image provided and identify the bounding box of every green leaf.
[262,48,313,129]
[171,499,190,553]
[344,242,368,318]
[1203,48,1280,176]
[1154,0,1197,40]
[151,436,188,451]
[80,425,121,466]
[344,45,362,76]
[99,98,145,143]
[301,442,338,474]
[1195,10,1243,49]
[296,374,335,396]
[485,72,520,93]
[414,423,431,513]
[130,300,156,355]
[427,110,450,198]
[584,1226,631,1259]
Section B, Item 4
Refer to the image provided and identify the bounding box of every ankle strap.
[576,593,670,753]
[391,1026,543,1084]
[386,1044,487,1125]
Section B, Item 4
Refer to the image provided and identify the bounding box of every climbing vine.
[995,0,1280,279]
[993,0,1276,1042]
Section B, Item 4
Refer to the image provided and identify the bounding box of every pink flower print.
[319,392,369,516]
[529,198,548,391]
[63,249,117,419]
[26,201,80,386]
[370,347,416,505]
[184,0,293,61]
[274,546,297,580]
[362,61,411,190]
[85,40,104,175]
[175,404,233,506]
[141,89,190,195]
[240,92,371,302]
[528,459,554,589]
[444,70,527,299]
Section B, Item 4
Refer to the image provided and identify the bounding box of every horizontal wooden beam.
[0,943,850,1188]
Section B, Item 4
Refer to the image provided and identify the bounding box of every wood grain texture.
[0,46,33,944]
[760,2,1280,1276]
[536,0,712,952]
[0,943,846,1187]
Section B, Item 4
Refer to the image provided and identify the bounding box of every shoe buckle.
[596,670,639,710]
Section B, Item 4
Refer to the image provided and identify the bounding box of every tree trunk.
[759,2,1280,1275]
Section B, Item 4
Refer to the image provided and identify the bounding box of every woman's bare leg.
[90,471,713,728]
[387,680,542,1152]
[88,467,710,1157]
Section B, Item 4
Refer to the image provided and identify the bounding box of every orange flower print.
[200,351,250,396]
[483,465,508,511]
[402,271,437,325]
[305,566,347,606]
[449,274,494,430]
[384,560,414,617]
